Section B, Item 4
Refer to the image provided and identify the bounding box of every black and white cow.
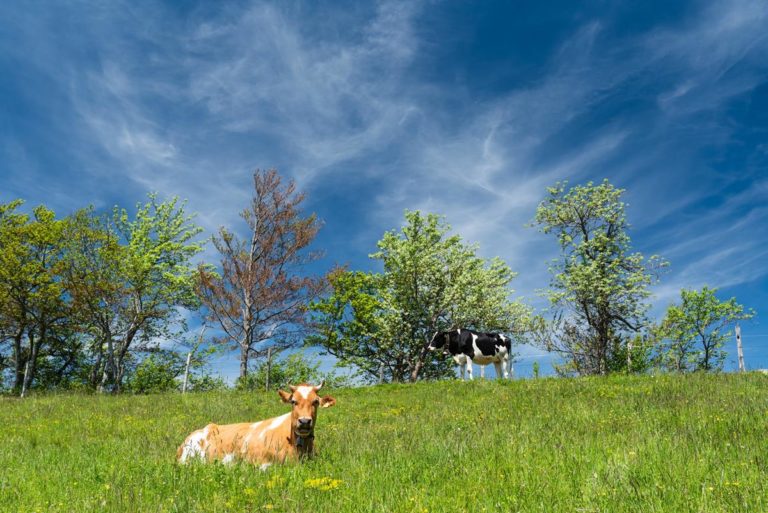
[427,329,512,380]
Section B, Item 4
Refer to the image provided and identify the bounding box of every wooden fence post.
[736,324,745,372]
[182,325,207,394]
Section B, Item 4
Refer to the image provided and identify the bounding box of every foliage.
[0,196,205,395]
[235,351,350,391]
[2,374,768,512]
[185,373,228,392]
[0,200,70,395]
[532,180,666,375]
[656,287,755,372]
[100,195,205,391]
[124,351,185,394]
[605,334,655,374]
[310,210,532,383]
[197,169,326,381]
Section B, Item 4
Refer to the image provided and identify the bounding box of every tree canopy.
[532,180,667,375]
[310,210,532,383]
[197,170,326,381]
[657,287,755,372]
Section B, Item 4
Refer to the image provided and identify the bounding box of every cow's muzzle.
[296,417,313,435]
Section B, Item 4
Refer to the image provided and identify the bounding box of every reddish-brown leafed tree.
[197,169,326,381]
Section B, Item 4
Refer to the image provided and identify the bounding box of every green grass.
[1,373,767,512]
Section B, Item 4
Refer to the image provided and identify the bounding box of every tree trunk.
[90,341,104,389]
[410,355,425,383]
[114,359,126,393]
[239,343,249,381]
[12,329,24,391]
[182,351,192,394]
[21,329,42,398]
[109,325,139,393]
[52,351,78,387]
[99,337,115,393]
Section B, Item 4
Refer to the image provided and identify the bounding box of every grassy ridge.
[1,374,767,512]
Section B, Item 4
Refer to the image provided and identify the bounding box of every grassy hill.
[1,373,767,512]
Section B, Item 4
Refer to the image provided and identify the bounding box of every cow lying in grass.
[177,382,336,469]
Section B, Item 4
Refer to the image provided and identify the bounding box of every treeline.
[0,196,204,395]
[0,171,756,395]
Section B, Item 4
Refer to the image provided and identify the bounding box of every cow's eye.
[290,398,297,405]
[312,399,320,406]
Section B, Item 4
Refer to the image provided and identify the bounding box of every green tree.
[0,199,30,390]
[103,195,205,391]
[310,211,531,383]
[0,201,70,395]
[532,180,666,376]
[61,197,205,392]
[59,207,124,389]
[657,287,755,372]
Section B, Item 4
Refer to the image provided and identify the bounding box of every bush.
[124,352,183,394]
[236,351,350,391]
[186,373,228,392]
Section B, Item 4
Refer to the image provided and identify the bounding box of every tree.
[61,197,204,392]
[657,287,755,372]
[0,201,70,395]
[197,169,326,382]
[532,180,666,376]
[0,199,30,390]
[59,207,124,390]
[310,210,531,383]
[101,196,204,391]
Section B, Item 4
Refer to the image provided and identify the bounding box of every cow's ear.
[278,389,292,404]
[320,395,336,408]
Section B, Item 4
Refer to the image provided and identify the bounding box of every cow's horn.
[314,380,325,391]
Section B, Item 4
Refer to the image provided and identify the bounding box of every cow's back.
[177,414,294,465]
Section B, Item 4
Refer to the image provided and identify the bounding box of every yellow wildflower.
[304,477,343,491]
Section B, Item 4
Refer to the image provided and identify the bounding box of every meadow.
[1,373,767,513]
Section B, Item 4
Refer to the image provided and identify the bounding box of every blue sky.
[1,0,767,379]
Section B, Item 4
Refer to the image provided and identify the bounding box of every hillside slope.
[1,374,767,512]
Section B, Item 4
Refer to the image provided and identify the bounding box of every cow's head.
[427,331,451,354]
[278,381,336,439]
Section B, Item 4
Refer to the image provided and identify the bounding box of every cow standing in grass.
[177,382,336,469]
[428,329,512,380]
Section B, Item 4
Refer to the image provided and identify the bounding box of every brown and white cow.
[177,382,336,469]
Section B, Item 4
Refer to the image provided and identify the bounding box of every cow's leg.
[494,361,503,379]
[459,362,466,380]
[466,359,474,380]
[480,365,485,379]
